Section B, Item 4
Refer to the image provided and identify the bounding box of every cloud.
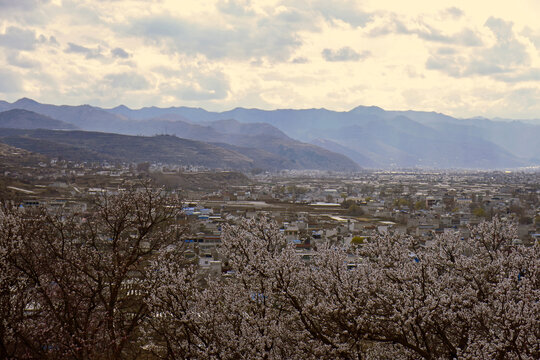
[65,43,131,62]
[1,0,539,117]
[6,51,41,69]
[308,0,371,27]
[426,54,503,78]
[0,0,54,27]
[0,69,23,93]
[291,57,309,64]
[104,72,150,90]
[49,36,59,46]
[217,0,254,16]
[322,47,370,62]
[436,47,457,55]
[369,17,483,47]
[426,17,531,79]
[493,69,540,83]
[506,87,540,109]
[0,0,49,9]
[404,65,424,79]
[111,47,130,59]
[0,26,40,51]
[65,42,104,59]
[425,55,463,77]
[521,27,540,49]
[443,7,464,19]
[482,17,529,68]
[216,0,372,29]
[160,69,230,101]
[126,11,311,62]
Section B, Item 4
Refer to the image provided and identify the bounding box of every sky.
[1,0,540,119]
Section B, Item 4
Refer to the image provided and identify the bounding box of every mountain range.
[0,101,359,171]
[1,98,539,170]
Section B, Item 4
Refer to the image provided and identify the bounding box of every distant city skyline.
[1,0,540,119]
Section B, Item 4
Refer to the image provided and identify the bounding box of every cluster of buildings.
[3,163,539,274]
[171,170,540,273]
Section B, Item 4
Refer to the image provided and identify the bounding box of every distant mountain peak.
[349,105,384,114]
[113,104,131,111]
[14,97,39,106]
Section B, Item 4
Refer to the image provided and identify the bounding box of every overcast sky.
[1,0,540,118]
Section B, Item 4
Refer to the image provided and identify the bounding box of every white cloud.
[443,7,464,19]
[6,51,41,69]
[291,57,309,64]
[217,0,255,16]
[64,42,105,59]
[322,47,370,62]
[104,72,150,90]
[368,15,483,47]
[426,17,533,79]
[125,11,309,62]
[0,0,49,9]
[111,47,130,59]
[158,67,230,101]
[0,27,41,51]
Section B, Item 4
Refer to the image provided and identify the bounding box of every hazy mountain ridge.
[2,98,539,169]
[310,138,379,168]
[0,100,9,111]
[108,104,213,122]
[0,109,78,130]
[320,117,524,168]
[104,104,536,169]
[207,119,290,139]
[6,98,129,132]
[1,99,360,171]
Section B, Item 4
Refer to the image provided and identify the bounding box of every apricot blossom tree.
[148,216,538,360]
[0,186,184,359]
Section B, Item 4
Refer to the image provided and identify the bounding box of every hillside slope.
[0,129,359,171]
[0,109,77,130]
